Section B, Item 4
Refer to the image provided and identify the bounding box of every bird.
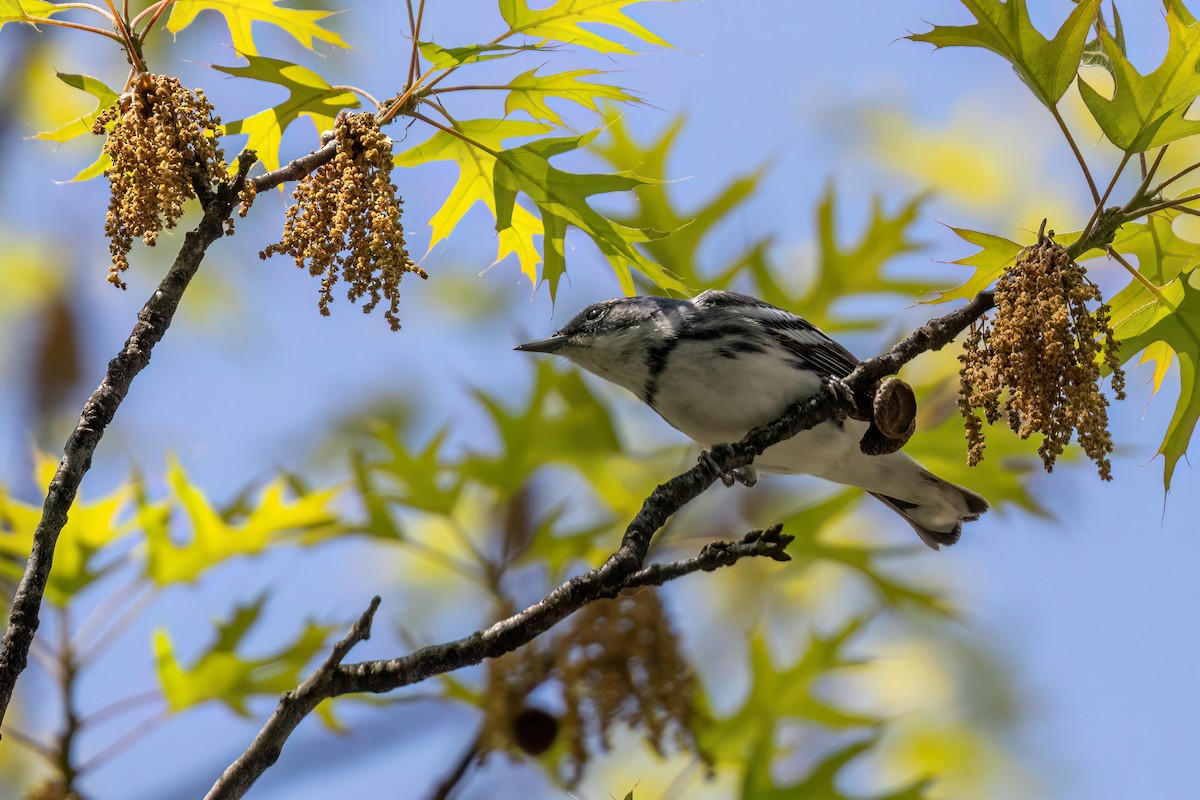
[514,289,988,549]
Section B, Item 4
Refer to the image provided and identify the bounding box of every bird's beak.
[514,334,568,354]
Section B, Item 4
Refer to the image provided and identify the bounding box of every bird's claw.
[699,448,758,488]
[822,375,864,421]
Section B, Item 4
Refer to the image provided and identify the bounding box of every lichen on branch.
[259,111,426,331]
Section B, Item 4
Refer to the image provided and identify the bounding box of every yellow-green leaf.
[931,228,1022,304]
[493,130,683,297]
[395,118,550,283]
[500,0,677,55]
[908,0,1099,109]
[155,595,334,714]
[0,452,132,605]
[214,55,359,174]
[166,0,347,56]
[1110,272,1200,489]
[1079,3,1200,152]
[1,0,65,29]
[36,72,117,144]
[418,41,543,69]
[144,456,340,585]
[505,68,638,125]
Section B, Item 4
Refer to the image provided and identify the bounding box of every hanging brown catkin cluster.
[259,111,426,331]
[477,589,705,785]
[92,73,232,289]
[958,234,1126,479]
[557,588,704,784]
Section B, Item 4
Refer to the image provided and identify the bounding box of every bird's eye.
[585,306,606,322]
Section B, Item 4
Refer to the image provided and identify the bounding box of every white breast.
[651,339,824,445]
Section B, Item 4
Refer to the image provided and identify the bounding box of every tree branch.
[206,286,999,798]
[0,152,257,733]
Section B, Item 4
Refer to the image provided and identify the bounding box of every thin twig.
[205,597,383,800]
[19,16,125,42]
[1147,158,1200,199]
[329,85,381,109]
[77,710,170,773]
[80,690,163,729]
[406,0,427,92]
[1049,104,1100,205]
[410,112,499,156]
[1106,247,1169,303]
[427,734,480,800]
[5,727,55,762]
[1128,191,1200,219]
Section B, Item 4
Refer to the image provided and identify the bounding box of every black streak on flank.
[643,338,676,408]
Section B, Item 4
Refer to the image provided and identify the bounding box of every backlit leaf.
[500,0,677,55]
[214,55,359,174]
[908,0,1099,109]
[1110,272,1200,489]
[155,595,335,715]
[505,68,638,125]
[493,130,683,297]
[166,0,347,56]
[395,118,550,283]
[1079,4,1200,152]
[931,227,1022,303]
[0,0,64,29]
[144,456,340,585]
[36,72,118,144]
[0,452,132,605]
[418,41,543,69]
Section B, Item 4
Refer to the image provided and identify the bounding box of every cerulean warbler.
[515,290,987,549]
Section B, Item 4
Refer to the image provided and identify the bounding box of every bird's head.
[515,296,684,395]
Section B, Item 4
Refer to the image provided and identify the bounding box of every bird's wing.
[694,290,859,379]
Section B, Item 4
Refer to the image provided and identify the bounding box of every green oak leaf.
[493,130,683,297]
[1079,3,1200,152]
[1110,272,1200,489]
[807,183,936,329]
[590,114,766,292]
[505,68,638,125]
[699,622,877,765]
[931,227,1022,304]
[908,0,1099,108]
[418,41,543,69]
[500,0,677,55]
[1106,211,1200,392]
[155,595,335,715]
[36,72,118,144]
[214,55,359,174]
[394,118,550,283]
[461,360,622,492]
[144,456,340,585]
[0,452,132,605]
[0,0,64,29]
[166,0,347,56]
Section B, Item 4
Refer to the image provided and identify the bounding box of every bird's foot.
[822,375,864,422]
[699,448,757,488]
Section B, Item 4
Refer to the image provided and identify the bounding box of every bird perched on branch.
[515,290,987,549]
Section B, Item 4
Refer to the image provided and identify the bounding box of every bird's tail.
[869,475,989,550]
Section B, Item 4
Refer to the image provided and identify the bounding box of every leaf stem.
[1049,104,1100,205]
[406,0,426,93]
[1129,191,1200,219]
[5,728,55,763]
[1106,246,1168,303]
[50,3,113,18]
[1146,158,1200,199]
[132,0,173,39]
[329,85,381,109]
[79,690,163,729]
[22,15,125,42]
[410,111,501,157]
